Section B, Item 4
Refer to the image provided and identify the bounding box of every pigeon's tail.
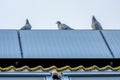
[67,27,74,30]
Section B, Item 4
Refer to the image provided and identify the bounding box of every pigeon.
[91,16,103,30]
[56,21,73,30]
[21,19,32,30]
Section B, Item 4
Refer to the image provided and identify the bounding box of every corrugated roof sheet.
[20,30,112,58]
[102,30,120,58]
[0,30,21,58]
[0,65,120,77]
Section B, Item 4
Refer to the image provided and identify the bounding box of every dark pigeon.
[56,21,73,30]
[92,16,103,30]
[21,19,32,30]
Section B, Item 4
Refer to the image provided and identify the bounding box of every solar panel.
[20,30,112,58]
[102,30,120,58]
[0,30,21,58]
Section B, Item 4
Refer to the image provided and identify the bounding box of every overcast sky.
[0,0,120,29]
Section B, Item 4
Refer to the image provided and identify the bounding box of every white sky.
[0,0,120,29]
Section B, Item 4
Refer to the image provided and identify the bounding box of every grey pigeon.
[21,19,32,30]
[91,16,103,30]
[56,21,73,30]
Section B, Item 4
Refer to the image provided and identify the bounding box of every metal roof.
[62,72,120,76]
[0,72,51,76]
[62,72,120,80]
[0,65,120,79]
[1,30,120,58]
[0,72,52,80]
[19,30,112,58]
[102,30,120,58]
[69,77,120,80]
[0,30,21,58]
